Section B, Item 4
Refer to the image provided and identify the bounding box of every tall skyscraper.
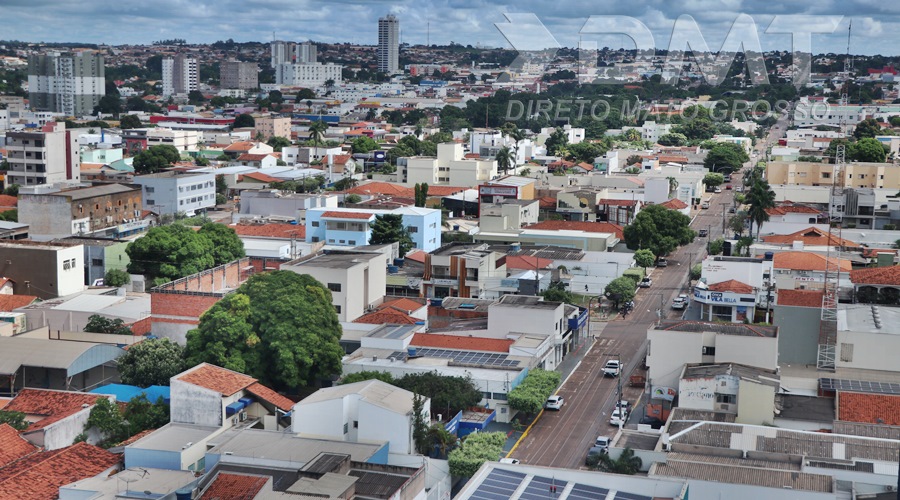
[271,40,296,68]
[220,60,259,90]
[296,41,317,64]
[162,55,198,97]
[28,52,105,117]
[378,15,400,74]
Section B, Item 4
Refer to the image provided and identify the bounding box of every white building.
[275,63,343,87]
[539,124,585,144]
[133,171,216,216]
[161,55,199,97]
[296,41,317,64]
[641,121,674,143]
[713,135,753,154]
[146,127,199,152]
[678,363,779,426]
[377,15,400,74]
[404,142,497,187]
[4,122,80,186]
[270,40,295,68]
[292,380,430,455]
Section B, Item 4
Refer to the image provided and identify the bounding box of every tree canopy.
[541,281,574,304]
[745,180,777,238]
[623,204,695,257]
[266,136,292,152]
[117,338,186,387]
[703,172,725,188]
[132,144,180,175]
[508,369,560,415]
[657,132,688,146]
[84,315,132,335]
[703,142,749,173]
[119,114,142,129]
[448,431,506,477]
[351,136,379,154]
[369,214,414,255]
[184,271,344,390]
[853,118,882,140]
[233,113,255,129]
[605,277,636,309]
[633,249,656,271]
[850,137,888,163]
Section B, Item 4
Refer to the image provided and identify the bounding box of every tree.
[625,154,643,167]
[0,209,17,223]
[233,113,255,129]
[689,264,702,281]
[448,431,506,477]
[351,136,379,154]
[132,144,180,174]
[197,222,246,266]
[122,395,170,436]
[296,88,316,100]
[0,410,27,431]
[104,269,130,287]
[412,393,430,455]
[126,224,216,286]
[85,398,129,447]
[426,423,459,459]
[541,281,574,304]
[622,128,642,142]
[187,90,206,105]
[84,315,133,335]
[394,371,482,417]
[745,180,776,238]
[370,214,414,255]
[728,212,748,237]
[266,136,292,152]
[344,194,362,205]
[338,371,396,385]
[308,121,328,149]
[623,204,695,258]
[117,338,186,387]
[587,447,642,474]
[708,238,725,255]
[184,271,344,390]
[605,277,636,309]
[94,94,122,116]
[658,132,688,146]
[566,142,605,164]
[850,137,888,163]
[494,146,513,174]
[704,142,749,173]
[853,118,882,140]
[508,369,560,415]
[703,172,725,189]
[634,249,656,271]
[545,128,569,156]
[414,183,429,208]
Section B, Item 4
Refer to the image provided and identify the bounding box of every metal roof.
[0,336,125,377]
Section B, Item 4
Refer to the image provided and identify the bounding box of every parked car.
[609,407,629,426]
[587,436,611,463]
[672,294,688,310]
[603,360,621,377]
[714,187,722,193]
[545,395,564,410]
[638,277,652,288]
[698,228,708,237]
[728,207,736,214]
[725,184,732,190]
[616,400,631,412]
[735,186,744,192]
[499,458,520,464]
[656,258,668,267]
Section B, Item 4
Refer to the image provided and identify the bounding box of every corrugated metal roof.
[652,461,833,492]
[0,337,124,377]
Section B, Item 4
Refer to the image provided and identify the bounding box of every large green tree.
[448,432,506,477]
[849,137,888,163]
[233,113,255,129]
[119,115,142,130]
[634,249,656,271]
[853,118,882,140]
[394,371,482,417]
[117,338,186,387]
[184,271,344,390]
[507,369,560,415]
[703,172,725,188]
[132,144,180,174]
[197,222,246,266]
[541,281,574,304]
[369,214,414,255]
[623,204,695,258]
[605,277,636,309]
[266,136,292,152]
[126,224,216,286]
[544,128,569,156]
[84,315,132,335]
[703,142,749,173]
[351,136,379,154]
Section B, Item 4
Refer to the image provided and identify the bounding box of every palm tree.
[309,120,328,149]
[587,447,642,475]
[746,180,776,239]
[426,424,458,459]
[495,146,513,174]
[509,128,525,167]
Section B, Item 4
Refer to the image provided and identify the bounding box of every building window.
[702,346,716,356]
[91,258,103,266]
[311,237,320,242]
[327,283,341,292]
[715,394,736,404]
[343,422,348,434]
[353,420,358,429]
[334,305,341,314]
[311,221,319,227]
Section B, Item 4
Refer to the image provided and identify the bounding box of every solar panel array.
[820,378,900,395]
[391,348,520,367]
[469,467,653,500]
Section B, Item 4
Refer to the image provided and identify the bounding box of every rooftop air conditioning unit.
[231,417,238,425]
[239,411,247,422]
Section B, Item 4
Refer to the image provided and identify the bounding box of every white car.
[638,277,652,288]
[609,408,629,426]
[499,458,520,464]
[603,360,621,377]
[714,187,722,193]
[672,294,688,310]
[545,395,564,410]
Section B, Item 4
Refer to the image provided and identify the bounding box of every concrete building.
[403,142,497,187]
[377,15,400,74]
[133,171,216,216]
[220,60,258,90]
[270,40,295,68]
[678,363,780,425]
[162,55,199,97]
[2,389,116,450]
[253,115,291,141]
[0,240,84,298]
[28,52,105,116]
[305,206,441,252]
[5,122,80,186]
[296,41,317,63]
[766,160,900,189]
[422,242,504,299]
[275,62,343,87]
[693,280,760,323]
[647,320,779,389]
[56,236,131,286]
[145,127,198,152]
[18,183,144,241]
[238,190,337,219]
[292,380,430,455]
[282,250,388,322]
[479,199,539,232]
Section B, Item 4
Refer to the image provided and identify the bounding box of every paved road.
[510,117,789,469]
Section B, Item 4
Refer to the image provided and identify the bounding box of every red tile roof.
[0,196,17,208]
[405,250,427,264]
[347,181,411,197]
[426,186,468,197]
[838,392,900,426]
[850,266,900,286]
[4,389,104,432]
[379,297,426,313]
[353,307,419,325]
[659,198,689,210]
[246,382,295,412]
[176,364,255,396]
[239,172,281,183]
[538,197,557,209]
[765,203,821,216]
[762,227,859,248]
[0,424,38,467]
[330,154,352,165]
[597,199,637,207]
[504,255,554,270]
[0,294,38,312]
[320,211,374,220]
[230,223,305,239]
[411,333,514,352]
[224,141,256,152]
[237,153,273,162]
[773,251,852,272]
[524,220,624,240]
[576,162,594,171]
[777,289,824,308]
[200,472,268,500]
[707,279,754,294]
[0,442,120,499]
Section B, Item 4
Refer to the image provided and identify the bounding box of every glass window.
[328,283,341,292]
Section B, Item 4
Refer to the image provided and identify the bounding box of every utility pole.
[720,203,729,233]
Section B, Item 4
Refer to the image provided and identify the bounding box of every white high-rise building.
[271,40,296,68]
[378,15,400,74]
[161,55,198,97]
[296,41,317,64]
[27,52,105,117]
[276,63,343,87]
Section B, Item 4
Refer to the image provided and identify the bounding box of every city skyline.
[2,0,897,56]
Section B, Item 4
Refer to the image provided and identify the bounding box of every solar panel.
[470,469,527,500]
[390,348,520,368]
[567,483,610,500]
[820,378,900,396]
[613,492,653,500]
[519,475,567,500]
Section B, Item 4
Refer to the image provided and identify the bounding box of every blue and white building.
[133,171,216,216]
[305,206,441,252]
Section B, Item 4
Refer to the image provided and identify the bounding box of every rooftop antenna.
[427,22,430,47]
[844,20,853,76]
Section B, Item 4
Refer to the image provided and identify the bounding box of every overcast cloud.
[1,0,895,55]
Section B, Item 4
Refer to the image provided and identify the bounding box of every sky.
[1,0,896,56]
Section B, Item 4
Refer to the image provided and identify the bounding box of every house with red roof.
[693,279,760,323]
[850,265,900,305]
[761,202,828,235]
[170,363,294,430]
[771,251,853,291]
[3,389,113,450]
[0,442,120,499]
[236,153,278,169]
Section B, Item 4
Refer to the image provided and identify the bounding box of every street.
[509,115,788,469]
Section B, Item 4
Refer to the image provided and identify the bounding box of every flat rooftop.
[128,423,221,452]
[658,320,778,338]
[496,295,562,310]
[287,252,375,269]
[838,304,900,335]
[209,428,384,466]
[431,242,491,257]
[683,363,780,388]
